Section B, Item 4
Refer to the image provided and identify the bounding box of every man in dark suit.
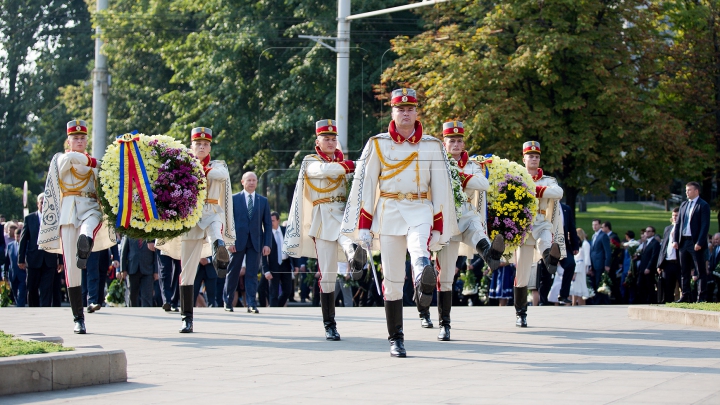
[263,211,293,307]
[657,208,680,304]
[223,172,271,313]
[636,226,660,304]
[83,245,119,312]
[120,236,157,307]
[706,233,720,303]
[557,203,580,304]
[673,181,711,302]
[194,256,218,307]
[19,194,62,307]
[589,219,612,304]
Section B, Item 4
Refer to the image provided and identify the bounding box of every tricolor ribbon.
[471,153,494,227]
[116,133,158,228]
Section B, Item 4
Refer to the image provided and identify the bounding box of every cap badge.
[76,126,81,131]
[453,128,458,133]
[328,126,333,131]
[401,96,408,102]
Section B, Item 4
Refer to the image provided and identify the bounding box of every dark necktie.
[247,194,254,220]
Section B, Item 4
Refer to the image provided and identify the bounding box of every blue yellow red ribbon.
[116,134,158,228]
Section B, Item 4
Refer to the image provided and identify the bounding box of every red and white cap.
[390,88,418,107]
[315,119,338,136]
[67,120,88,136]
[191,127,213,142]
[442,120,465,137]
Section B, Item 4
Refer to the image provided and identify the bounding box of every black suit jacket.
[18,211,60,268]
[657,224,677,269]
[674,198,711,249]
[120,237,157,276]
[638,237,660,276]
[560,203,579,253]
[232,192,272,252]
[262,226,292,275]
[708,245,720,274]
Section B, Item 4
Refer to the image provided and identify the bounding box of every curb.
[628,305,720,330]
[0,348,127,396]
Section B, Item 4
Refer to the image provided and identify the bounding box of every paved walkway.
[1,305,719,404]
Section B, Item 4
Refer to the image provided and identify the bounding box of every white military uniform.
[164,157,235,286]
[283,148,354,293]
[39,151,115,288]
[515,169,565,287]
[341,122,459,301]
[436,152,491,292]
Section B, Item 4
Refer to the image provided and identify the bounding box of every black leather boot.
[68,286,86,334]
[542,243,561,275]
[385,299,406,357]
[320,293,340,340]
[347,243,367,281]
[476,234,505,272]
[416,299,433,328]
[212,239,230,273]
[76,234,94,269]
[179,285,194,333]
[514,286,528,327]
[437,291,452,341]
[413,257,436,308]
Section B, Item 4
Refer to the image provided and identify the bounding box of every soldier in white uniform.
[283,119,367,341]
[341,89,459,357]
[173,127,235,333]
[428,120,505,341]
[514,141,565,327]
[38,120,115,334]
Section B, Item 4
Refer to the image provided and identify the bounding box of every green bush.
[665,302,720,312]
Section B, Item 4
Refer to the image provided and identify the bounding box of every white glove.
[359,229,372,244]
[428,230,443,251]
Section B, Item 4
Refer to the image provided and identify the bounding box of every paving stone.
[0,306,718,404]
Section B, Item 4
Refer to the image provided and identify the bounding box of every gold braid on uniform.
[59,166,94,193]
[306,175,345,194]
[373,138,419,183]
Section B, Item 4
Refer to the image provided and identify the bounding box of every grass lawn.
[575,202,673,239]
[665,302,720,312]
[0,331,74,357]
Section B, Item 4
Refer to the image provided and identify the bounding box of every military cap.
[523,141,541,155]
[315,119,338,136]
[442,120,465,137]
[67,120,88,136]
[191,127,213,142]
[390,88,418,107]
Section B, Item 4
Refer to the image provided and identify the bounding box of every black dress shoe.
[413,257,436,307]
[325,325,341,341]
[76,235,94,269]
[558,297,572,306]
[390,339,406,357]
[74,319,86,334]
[420,311,433,328]
[248,307,259,314]
[171,306,179,312]
[212,240,230,270]
[674,297,690,303]
[87,303,101,313]
[162,303,171,312]
[224,304,234,312]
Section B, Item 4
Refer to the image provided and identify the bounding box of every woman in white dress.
[570,228,591,305]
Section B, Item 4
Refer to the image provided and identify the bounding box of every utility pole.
[92,0,109,159]
[300,0,450,153]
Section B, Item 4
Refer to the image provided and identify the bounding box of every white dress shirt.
[666,224,677,261]
[682,197,698,237]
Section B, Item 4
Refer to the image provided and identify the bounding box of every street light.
[300,0,451,153]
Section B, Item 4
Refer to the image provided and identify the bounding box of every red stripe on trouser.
[435,258,442,291]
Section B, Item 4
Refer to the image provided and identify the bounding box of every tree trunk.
[564,185,579,216]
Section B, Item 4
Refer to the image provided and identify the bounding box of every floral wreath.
[98,133,206,240]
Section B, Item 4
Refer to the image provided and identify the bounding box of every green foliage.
[105,279,126,306]
[665,302,720,312]
[0,331,74,357]
[0,0,93,192]
[383,0,689,211]
[0,282,12,307]
[0,183,24,220]
[575,202,672,242]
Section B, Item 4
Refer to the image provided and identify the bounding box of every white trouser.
[60,215,101,288]
[514,229,552,288]
[180,221,223,286]
[436,240,460,292]
[314,234,354,293]
[379,224,431,301]
[459,215,489,248]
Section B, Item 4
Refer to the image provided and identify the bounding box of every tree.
[383,0,690,212]
[0,183,24,220]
